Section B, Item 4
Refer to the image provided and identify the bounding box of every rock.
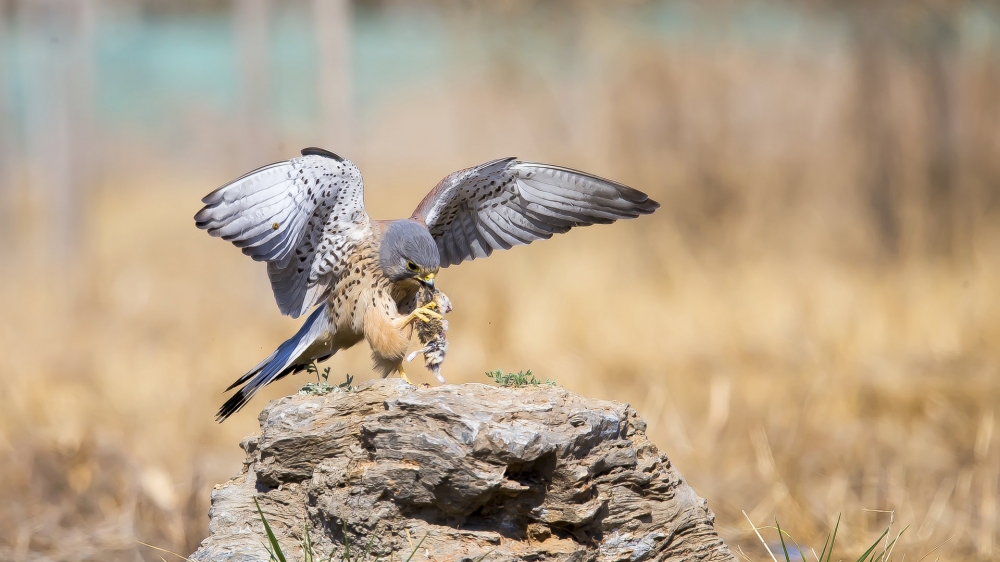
[190,380,735,562]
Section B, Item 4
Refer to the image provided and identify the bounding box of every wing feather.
[476,216,512,251]
[460,211,491,259]
[411,158,658,267]
[196,184,292,229]
[195,150,370,318]
[485,211,533,246]
[442,227,464,267]
[199,162,289,206]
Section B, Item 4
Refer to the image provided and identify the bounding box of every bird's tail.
[217,304,335,422]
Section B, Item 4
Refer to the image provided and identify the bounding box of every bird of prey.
[195,147,659,420]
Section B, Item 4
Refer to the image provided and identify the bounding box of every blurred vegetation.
[0,0,999,560]
[485,369,557,387]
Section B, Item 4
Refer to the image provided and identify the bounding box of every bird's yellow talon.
[409,303,443,324]
[397,365,412,384]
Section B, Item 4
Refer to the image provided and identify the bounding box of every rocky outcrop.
[190,379,734,562]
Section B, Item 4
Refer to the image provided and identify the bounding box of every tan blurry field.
[1,2,1000,561]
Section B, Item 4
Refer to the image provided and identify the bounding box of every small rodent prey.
[406,287,453,383]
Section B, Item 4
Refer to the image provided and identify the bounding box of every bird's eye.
[406,261,419,272]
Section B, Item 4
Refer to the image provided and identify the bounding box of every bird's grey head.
[379,220,440,287]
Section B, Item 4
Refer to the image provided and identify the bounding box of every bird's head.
[379,219,440,288]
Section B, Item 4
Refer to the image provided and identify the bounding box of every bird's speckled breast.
[327,237,383,336]
[325,236,419,373]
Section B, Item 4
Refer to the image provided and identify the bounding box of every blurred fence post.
[851,4,900,260]
[313,0,352,152]
[922,6,960,260]
[18,0,91,266]
[0,0,9,213]
[71,0,97,202]
[236,0,271,167]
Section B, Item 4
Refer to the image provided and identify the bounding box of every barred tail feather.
[217,304,335,422]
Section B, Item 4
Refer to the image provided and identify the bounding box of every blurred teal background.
[3,1,1000,561]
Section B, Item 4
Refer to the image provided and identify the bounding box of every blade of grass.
[362,523,379,561]
[304,514,314,562]
[862,509,896,561]
[403,533,428,562]
[787,534,809,562]
[136,541,195,562]
[775,519,792,562]
[874,526,908,562]
[404,529,414,554]
[262,541,281,562]
[342,518,354,562]
[254,497,288,562]
[914,535,953,562]
[736,545,758,562]
[854,526,890,562]
[872,534,898,562]
[743,510,779,562]
[819,515,841,562]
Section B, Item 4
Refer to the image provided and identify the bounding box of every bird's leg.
[390,302,442,385]
[396,363,413,384]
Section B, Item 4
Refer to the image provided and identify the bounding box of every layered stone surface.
[190,379,734,562]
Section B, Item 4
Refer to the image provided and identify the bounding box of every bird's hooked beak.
[419,272,435,289]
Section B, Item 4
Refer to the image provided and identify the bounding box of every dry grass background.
[1,1,1000,560]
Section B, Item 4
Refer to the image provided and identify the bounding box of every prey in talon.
[406,287,453,383]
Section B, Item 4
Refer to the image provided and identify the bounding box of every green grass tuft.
[300,364,356,396]
[740,511,919,562]
[485,369,556,387]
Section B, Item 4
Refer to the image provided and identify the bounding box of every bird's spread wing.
[410,158,660,267]
[195,148,370,318]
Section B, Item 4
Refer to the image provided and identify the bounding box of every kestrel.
[195,147,658,420]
